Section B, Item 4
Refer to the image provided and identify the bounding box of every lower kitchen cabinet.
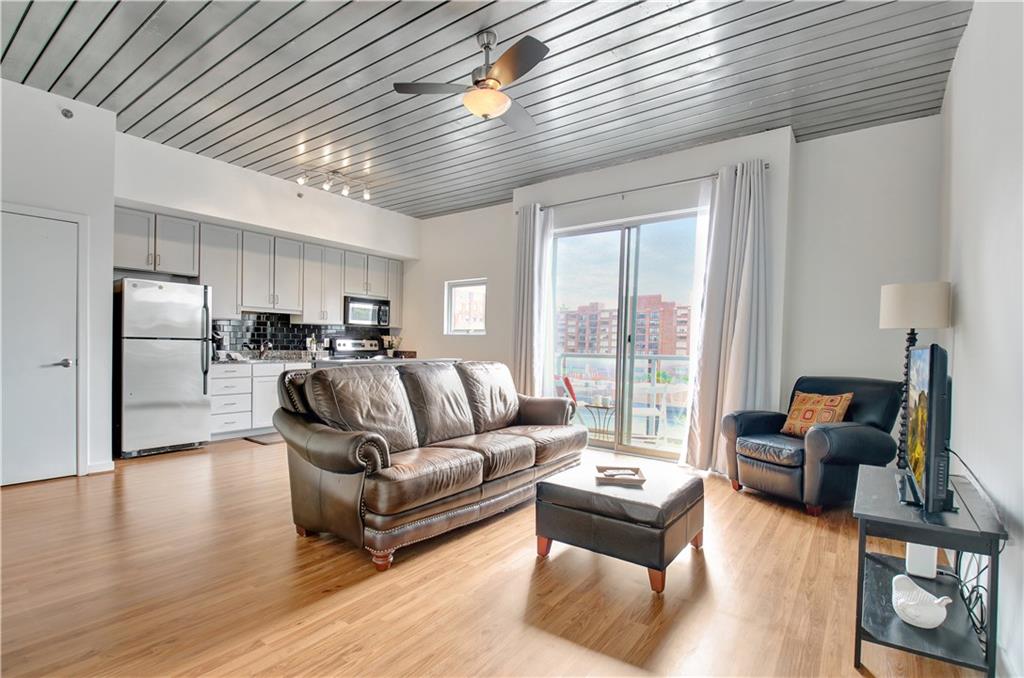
[250,375,279,429]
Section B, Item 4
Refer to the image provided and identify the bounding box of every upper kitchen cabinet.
[114,208,199,276]
[241,232,274,311]
[343,251,389,299]
[154,215,199,276]
[273,237,303,313]
[343,251,368,296]
[200,224,242,320]
[114,207,154,271]
[366,255,388,299]
[388,259,403,328]
[297,244,342,325]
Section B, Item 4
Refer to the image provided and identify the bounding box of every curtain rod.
[526,163,769,213]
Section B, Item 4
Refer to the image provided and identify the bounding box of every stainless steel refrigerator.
[114,278,212,457]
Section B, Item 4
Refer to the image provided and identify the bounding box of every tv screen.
[907,344,952,513]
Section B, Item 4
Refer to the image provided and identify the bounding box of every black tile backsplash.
[212,313,386,351]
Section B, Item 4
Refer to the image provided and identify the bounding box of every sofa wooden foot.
[295,525,315,537]
[537,535,552,557]
[648,568,665,593]
[731,480,742,492]
[370,549,395,571]
[690,529,703,550]
[805,504,823,517]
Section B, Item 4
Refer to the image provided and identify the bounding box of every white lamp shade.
[879,281,951,329]
[462,88,511,119]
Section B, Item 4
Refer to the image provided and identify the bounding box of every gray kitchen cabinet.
[298,244,344,325]
[299,244,325,324]
[154,214,199,276]
[387,259,403,328]
[250,375,279,429]
[114,207,155,271]
[323,247,344,324]
[200,223,242,319]
[366,255,388,298]
[273,237,303,313]
[343,251,368,296]
[241,231,274,311]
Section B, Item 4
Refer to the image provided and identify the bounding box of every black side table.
[852,465,1007,677]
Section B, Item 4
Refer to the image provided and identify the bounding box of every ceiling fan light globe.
[463,88,511,119]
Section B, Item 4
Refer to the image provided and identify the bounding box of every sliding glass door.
[553,215,700,459]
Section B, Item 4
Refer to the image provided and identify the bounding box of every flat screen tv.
[906,343,954,513]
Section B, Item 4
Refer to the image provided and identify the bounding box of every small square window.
[444,278,487,335]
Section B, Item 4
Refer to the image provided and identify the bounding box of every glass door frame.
[553,210,697,461]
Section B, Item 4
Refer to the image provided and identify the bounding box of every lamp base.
[896,328,918,471]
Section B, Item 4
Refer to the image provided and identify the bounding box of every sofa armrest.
[805,422,896,466]
[517,395,576,425]
[274,409,390,474]
[803,422,896,506]
[721,410,787,481]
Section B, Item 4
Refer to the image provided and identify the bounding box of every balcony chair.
[722,376,902,515]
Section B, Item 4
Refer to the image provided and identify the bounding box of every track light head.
[322,173,334,191]
[341,183,351,197]
[296,173,308,186]
[362,186,371,201]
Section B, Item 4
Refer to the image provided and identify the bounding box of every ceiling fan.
[393,31,549,133]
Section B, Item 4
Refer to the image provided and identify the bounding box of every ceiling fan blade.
[393,82,467,95]
[487,35,549,87]
[500,99,537,134]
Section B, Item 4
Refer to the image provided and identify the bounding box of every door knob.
[51,358,73,368]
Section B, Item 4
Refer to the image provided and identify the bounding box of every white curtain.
[685,160,771,472]
[512,204,554,395]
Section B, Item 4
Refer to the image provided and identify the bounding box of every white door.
[154,214,199,276]
[2,211,78,484]
[366,255,388,298]
[273,237,303,313]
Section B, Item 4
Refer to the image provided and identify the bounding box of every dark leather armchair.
[722,376,902,515]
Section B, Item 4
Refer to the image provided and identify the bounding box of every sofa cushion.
[398,362,475,446]
[736,433,805,468]
[498,424,589,465]
[441,433,536,481]
[455,361,519,433]
[363,447,484,515]
[303,365,419,453]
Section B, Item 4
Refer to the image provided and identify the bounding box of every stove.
[325,338,387,361]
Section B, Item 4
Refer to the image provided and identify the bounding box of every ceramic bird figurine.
[891,574,953,629]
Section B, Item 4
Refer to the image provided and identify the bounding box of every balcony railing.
[555,352,690,455]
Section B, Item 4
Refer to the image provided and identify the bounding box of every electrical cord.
[945,448,1007,654]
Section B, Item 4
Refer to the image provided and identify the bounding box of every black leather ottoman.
[535,462,704,592]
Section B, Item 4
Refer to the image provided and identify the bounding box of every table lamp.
[879,281,952,470]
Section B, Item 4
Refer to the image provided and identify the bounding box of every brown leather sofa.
[274,360,588,570]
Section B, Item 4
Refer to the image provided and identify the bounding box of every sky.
[554,217,698,310]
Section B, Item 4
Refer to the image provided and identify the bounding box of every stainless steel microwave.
[344,296,390,327]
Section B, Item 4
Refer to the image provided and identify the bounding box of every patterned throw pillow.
[781,391,854,437]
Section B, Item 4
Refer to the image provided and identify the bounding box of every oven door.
[345,298,378,326]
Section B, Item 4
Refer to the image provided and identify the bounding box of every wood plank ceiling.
[1,1,971,219]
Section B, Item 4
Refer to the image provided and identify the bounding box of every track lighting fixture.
[362,185,371,201]
[322,173,335,191]
[341,183,351,197]
[296,173,309,186]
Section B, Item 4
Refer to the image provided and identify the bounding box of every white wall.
[514,127,795,407]
[115,133,420,259]
[402,203,516,364]
[782,116,944,407]
[940,2,1024,674]
[1,80,115,473]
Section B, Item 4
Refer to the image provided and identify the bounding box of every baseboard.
[86,461,115,475]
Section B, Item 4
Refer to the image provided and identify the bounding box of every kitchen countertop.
[314,358,459,366]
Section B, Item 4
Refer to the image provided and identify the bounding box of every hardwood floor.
[2,441,975,677]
